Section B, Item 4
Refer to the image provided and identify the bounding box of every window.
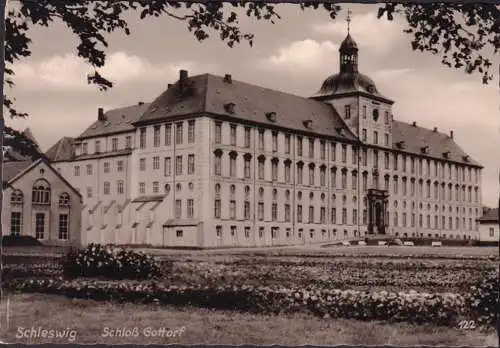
[216,225,222,237]
[308,205,314,223]
[112,137,118,151]
[176,230,183,238]
[320,166,326,186]
[258,202,264,221]
[353,209,358,224]
[331,208,337,224]
[272,160,278,181]
[330,168,337,188]
[214,199,221,218]
[86,164,93,175]
[309,165,315,185]
[309,138,314,158]
[175,155,183,175]
[373,150,379,169]
[285,134,291,154]
[297,136,303,156]
[214,153,222,176]
[393,154,398,170]
[164,157,171,176]
[352,172,358,190]
[117,160,124,172]
[231,226,237,236]
[245,227,251,238]
[331,142,336,161]
[285,204,291,222]
[32,180,51,204]
[125,136,132,149]
[342,208,347,224]
[11,190,23,205]
[393,177,399,194]
[10,212,22,235]
[87,187,92,198]
[244,201,251,220]
[362,173,368,191]
[344,105,351,119]
[188,120,195,143]
[272,203,278,221]
[74,166,80,176]
[154,126,161,147]
[259,129,265,150]
[230,154,237,177]
[58,214,69,240]
[175,199,182,218]
[117,180,124,194]
[244,156,251,179]
[153,156,160,170]
[341,145,347,163]
[320,207,326,223]
[165,124,172,146]
[103,181,110,195]
[362,105,367,118]
[284,161,291,183]
[187,199,194,218]
[384,111,389,124]
[95,140,101,153]
[384,133,389,146]
[489,227,494,237]
[272,132,278,152]
[139,158,146,171]
[139,128,146,149]
[244,127,251,147]
[35,213,45,239]
[82,142,88,154]
[297,163,303,185]
[372,131,378,145]
[188,154,195,174]
[352,147,358,165]
[362,149,367,166]
[341,170,347,189]
[152,181,159,193]
[175,122,183,144]
[215,122,222,144]
[139,182,145,195]
[297,205,303,222]
[258,157,265,180]
[362,129,367,141]
[230,124,237,146]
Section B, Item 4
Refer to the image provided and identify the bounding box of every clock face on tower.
[373,109,379,122]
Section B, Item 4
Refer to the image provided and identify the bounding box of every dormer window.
[336,127,344,136]
[463,155,469,162]
[266,112,276,122]
[372,109,379,122]
[442,151,450,159]
[420,146,429,154]
[344,105,351,119]
[396,141,405,149]
[303,120,313,129]
[224,102,235,114]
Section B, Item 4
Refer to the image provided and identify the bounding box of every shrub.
[2,235,43,247]
[60,243,161,280]
[467,271,499,326]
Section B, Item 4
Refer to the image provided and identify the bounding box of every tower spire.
[346,9,352,34]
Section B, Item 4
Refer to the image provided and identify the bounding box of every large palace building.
[46,33,483,247]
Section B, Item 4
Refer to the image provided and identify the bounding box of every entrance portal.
[367,189,389,235]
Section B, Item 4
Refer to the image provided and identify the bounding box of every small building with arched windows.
[3,158,82,246]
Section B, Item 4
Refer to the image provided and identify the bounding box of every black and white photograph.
[0,1,498,346]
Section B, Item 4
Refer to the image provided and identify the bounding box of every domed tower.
[310,12,394,148]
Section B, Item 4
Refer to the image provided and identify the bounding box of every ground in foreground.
[0,293,496,346]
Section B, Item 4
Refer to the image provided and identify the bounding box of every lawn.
[0,293,496,346]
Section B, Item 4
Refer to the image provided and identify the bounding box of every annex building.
[46,33,483,247]
[3,129,83,246]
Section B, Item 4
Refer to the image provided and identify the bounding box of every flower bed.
[7,278,468,326]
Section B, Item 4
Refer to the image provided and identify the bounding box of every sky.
[5,4,499,207]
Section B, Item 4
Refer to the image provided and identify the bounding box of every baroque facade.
[47,33,483,247]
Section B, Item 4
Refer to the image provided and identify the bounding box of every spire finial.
[346,9,352,34]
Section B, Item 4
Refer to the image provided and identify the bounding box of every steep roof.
[45,137,75,162]
[478,208,498,223]
[392,121,481,167]
[77,103,150,139]
[135,73,357,141]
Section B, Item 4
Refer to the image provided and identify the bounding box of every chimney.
[433,127,437,132]
[179,70,188,93]
[412,121,417,127]
[450,130,454,139]
[224,74,232,84]
[97,107,106,122]
[224,102,236,114]
[138,101,144,106]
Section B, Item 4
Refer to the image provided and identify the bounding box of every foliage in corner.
[467,271,499,326]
